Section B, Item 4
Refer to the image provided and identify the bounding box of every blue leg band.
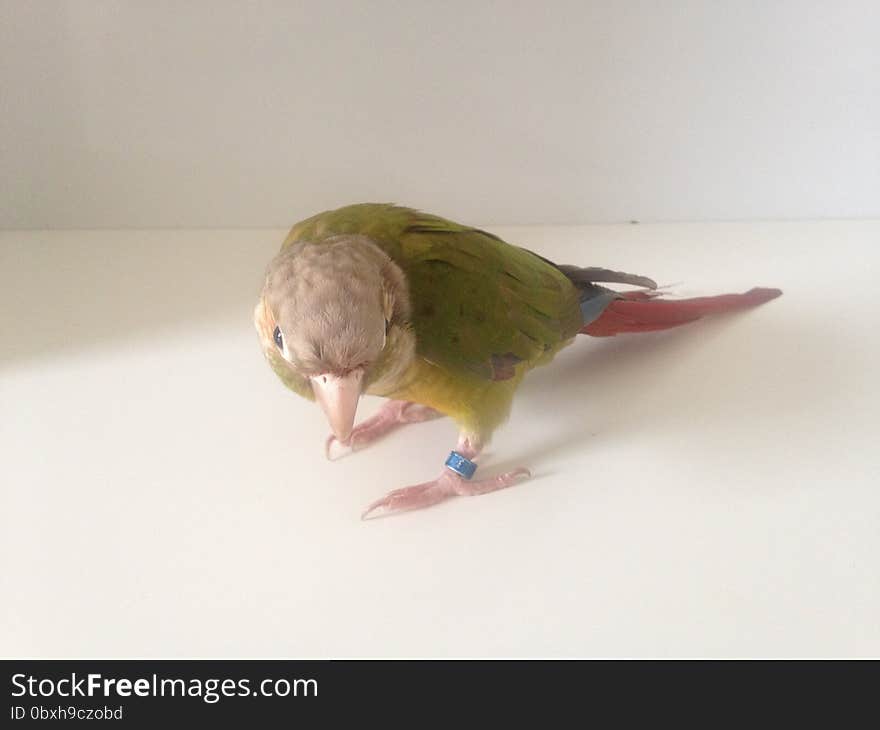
[445,451,477,479]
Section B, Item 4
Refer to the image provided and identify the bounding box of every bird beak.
[310,370,364,442]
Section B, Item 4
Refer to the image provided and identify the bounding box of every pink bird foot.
[326,400,442,460]
[361,465,531,519]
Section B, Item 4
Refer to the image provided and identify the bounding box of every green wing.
[283,204,583,381]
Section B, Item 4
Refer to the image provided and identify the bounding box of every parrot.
[254,203,781,518]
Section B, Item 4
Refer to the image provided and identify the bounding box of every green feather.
[283,204,582,387]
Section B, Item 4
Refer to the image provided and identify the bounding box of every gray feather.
[555,265,657,290]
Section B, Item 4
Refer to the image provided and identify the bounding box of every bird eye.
[273,325,284,349]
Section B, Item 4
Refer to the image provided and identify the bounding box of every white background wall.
[2,0,878,229]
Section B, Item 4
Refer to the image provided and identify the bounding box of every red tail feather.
[580,287,781,337]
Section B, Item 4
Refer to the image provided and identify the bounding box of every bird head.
[255,235,414,442]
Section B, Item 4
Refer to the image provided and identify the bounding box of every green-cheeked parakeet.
[255,204,780,518]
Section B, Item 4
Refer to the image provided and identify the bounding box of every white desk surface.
[2,220,878,657]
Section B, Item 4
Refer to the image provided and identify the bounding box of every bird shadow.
[478,304,831,480]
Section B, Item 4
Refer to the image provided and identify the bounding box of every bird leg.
[326,400,442,460]
[361,437,531,519]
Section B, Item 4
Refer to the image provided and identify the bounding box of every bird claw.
[361,483,441,520]
[323,401,442,461]
[361,465,532,520]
